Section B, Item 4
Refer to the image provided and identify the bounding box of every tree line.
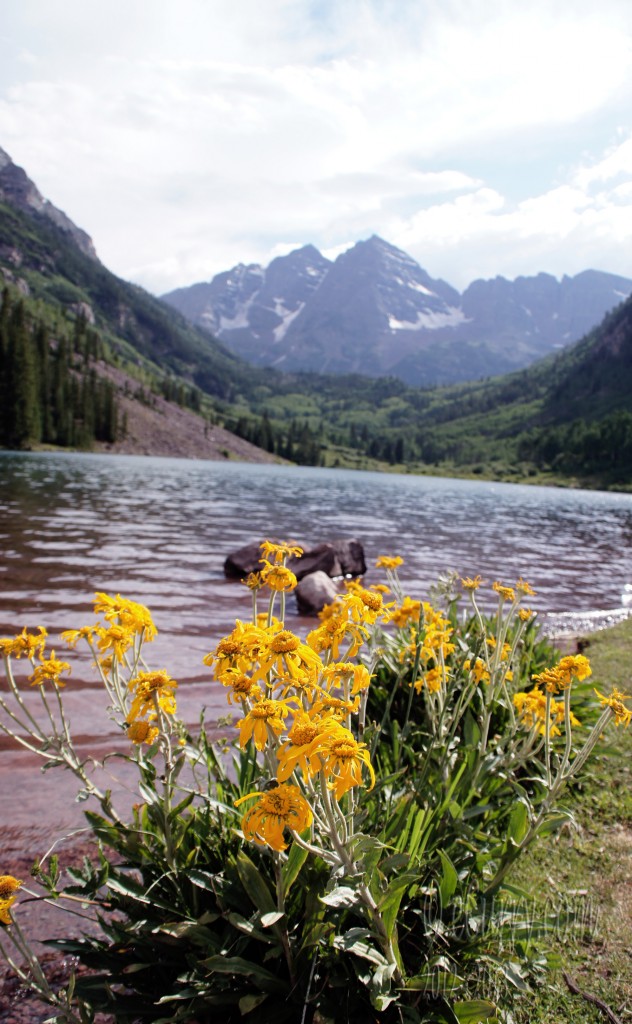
[0,288,120,450]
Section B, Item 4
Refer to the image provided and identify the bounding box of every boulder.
[223,541,266,579]
[288,543,341,580]
[224,537,366,581]
[295,571,339,614]
[332,538,366,578]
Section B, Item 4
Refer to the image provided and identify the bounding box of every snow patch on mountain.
[388,308,467,331]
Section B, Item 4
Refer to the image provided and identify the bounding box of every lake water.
[1,452,631,831]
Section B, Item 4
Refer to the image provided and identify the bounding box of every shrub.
[0,549,629,1023]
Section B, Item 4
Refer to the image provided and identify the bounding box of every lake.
[1,452,631,829]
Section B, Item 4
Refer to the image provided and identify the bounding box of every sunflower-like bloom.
[217,668,262,705]
[518,608,534,622]
[533,654,591,694]
[516,578,537,597]
[307,613,368,660]
[0,627,48,661]
[319,725,376,800]
[492,581,516,603]
[126,719,159,745]
[29,651,71,688]
[260,540,304,564]
[276,711,328,781]
[513,688,580,736]
[60,625,98,648]
[463,657,490,686]
[384,595,421,629]
[461,575,485,591]
[236,783,313,851]
[204,620,271,677]
[342,584,385,625]
[320,661,371,696]
[261,562,298,593]
[238,696,294,750]
[253,630,324,684]
[595,687,631,727]
[375,555,403,570]
[95,624,135,663]
[310,691,360,719]
[413,666,446,694]
[0,875,22,925]
[128,670,177,721]
[94,593,157,641]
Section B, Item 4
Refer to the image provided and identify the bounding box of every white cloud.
[1,1,632,291]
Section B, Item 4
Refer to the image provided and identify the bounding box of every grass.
[505,616,632,1023]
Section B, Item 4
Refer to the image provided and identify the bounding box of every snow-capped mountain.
[161,236,632,385]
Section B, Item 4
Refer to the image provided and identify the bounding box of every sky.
[1,0,632,295]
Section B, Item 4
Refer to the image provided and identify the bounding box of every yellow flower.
[516,578,537,596]
[0,627,48,660]
[94,593,157,641]
[0,875,22,925]
[375,555,403,569]
[307,614,368,660]
[413,666,446,694]
[320,661,371,696]
[126,719,159,745]
[217,669,262,705]
[384,596,421,629]
[492,581,516,603]
[461,575,485,591]
[237,783,313,851]
[533,654,591,694]
[319,726,376,800]
[557,655,592,683]
[238,697,293,750]
[60,625,97,648]
[95,624,134,662]
[260,540,304,564]
[276,712,328,782]
[513,688,580,736]
[205,621,271,677]
[127,670,177,721]
[594,687,631,727]
[253,630,324,684]
[242,571,264,591]
[261,562,298,593]
[310,691,360,719]
[29,651,71,689]
[518,608,534,622]
[463,657,490,686]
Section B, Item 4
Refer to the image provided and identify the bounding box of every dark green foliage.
[0,288,120,449]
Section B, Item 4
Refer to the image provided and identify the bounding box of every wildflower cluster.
[0,545,629,1024]
[204,542,382,860]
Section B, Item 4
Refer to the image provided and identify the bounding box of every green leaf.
[507,800,529,845]
[201,955,286,992]
[320,885,360,909]
[404,970,464,993]
[260,911,284,928]
[282,839,309,896]
[234,853,276,915]
[239,993,269,1015]
[333,928,388,966]
[453,999,498,1022]
[438,850,458,907]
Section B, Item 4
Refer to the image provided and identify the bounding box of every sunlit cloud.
[1,0,632,291]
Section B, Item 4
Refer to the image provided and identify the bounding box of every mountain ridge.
[162,235,632,386]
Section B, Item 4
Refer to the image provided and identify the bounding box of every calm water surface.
[1,452,631,828]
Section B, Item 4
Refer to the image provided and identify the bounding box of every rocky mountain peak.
[0,146,99,262]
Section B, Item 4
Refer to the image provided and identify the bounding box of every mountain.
[0,147,252,402]
[162,236,632,386]
[0,146,98,261]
